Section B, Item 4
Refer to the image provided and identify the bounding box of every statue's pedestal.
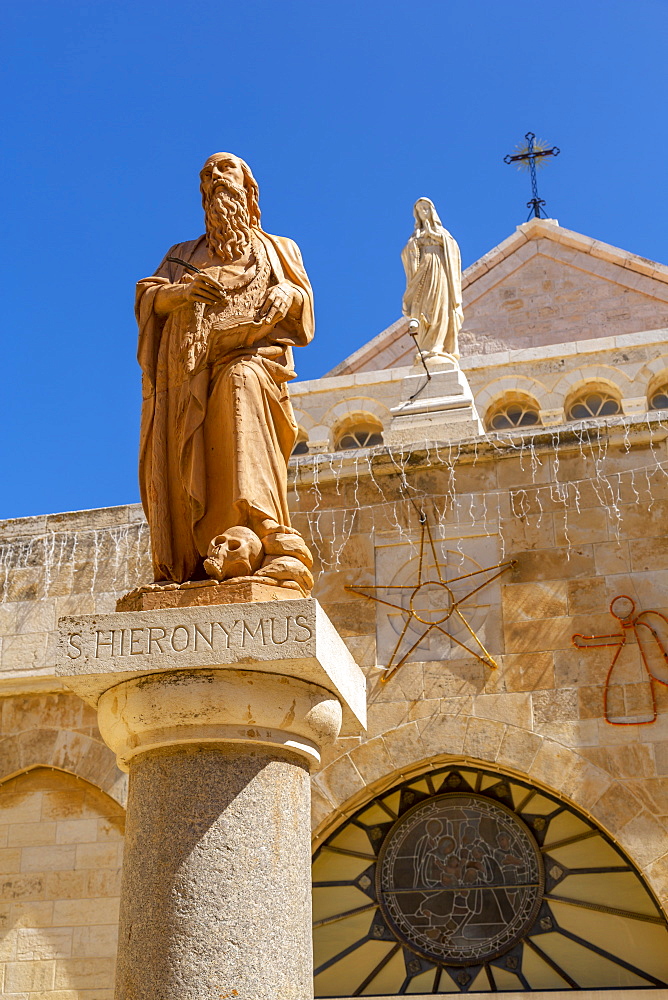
[117,576,300,611]
[57,598,365,1000]
[385,356,483,446]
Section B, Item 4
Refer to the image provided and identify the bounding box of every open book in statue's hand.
[207,315,274,354]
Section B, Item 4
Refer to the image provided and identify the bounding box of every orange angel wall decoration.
[572,595,668,725]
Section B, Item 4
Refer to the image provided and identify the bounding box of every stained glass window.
[313,764,668,995]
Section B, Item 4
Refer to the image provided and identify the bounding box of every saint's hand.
[154,272,227,316]
[182,272,227,306]
[260,283,299,326]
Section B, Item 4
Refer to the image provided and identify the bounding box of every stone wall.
[460,246,668,356]
[291,329,668,450]
[0,766,123,999]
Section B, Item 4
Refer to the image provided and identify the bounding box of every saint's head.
[199,152,261,261]
[413,197,442,232]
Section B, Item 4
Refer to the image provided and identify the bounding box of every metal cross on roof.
[504,131,560,220]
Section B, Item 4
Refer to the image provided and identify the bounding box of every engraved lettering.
[259,618,272,644]
[118,629,126,656]
[66,633,83,659]
[148,627,166,654]
[293,614,313,641]
[242,620,262,646]
[194,623,214,651]
[269,617,290,645]
[171,626,190,652]
[130,628,146,655]
[214,621,240,648]
[95,631,113,657]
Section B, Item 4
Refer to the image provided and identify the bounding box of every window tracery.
[567,390,620,421]
[336,421,384,451]
[486,399,540,431]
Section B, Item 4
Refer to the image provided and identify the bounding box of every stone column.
[57,599,365,1000]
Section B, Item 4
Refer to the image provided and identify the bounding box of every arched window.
[313,762,668,996]
[336,420,383,451]
[567,389,621,421]
[291,431,309,456]
[486,397,540,432]
[649,385,668,411]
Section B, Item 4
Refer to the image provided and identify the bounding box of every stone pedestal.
[385,357,483,445]
[116,577,300,612]
[57,599,365,1000]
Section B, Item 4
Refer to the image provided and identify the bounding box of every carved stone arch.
[323,397,391,447]
[639,355,668,402]
[547,365,631,410]
[311,717,668,902]
[290,406,316,432]
[0,728,126,806]
[474,374,547,414]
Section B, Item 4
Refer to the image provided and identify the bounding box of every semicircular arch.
[0,728,125,806]
[311,719,667,895]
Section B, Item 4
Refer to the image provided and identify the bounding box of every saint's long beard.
[204,182,252,261]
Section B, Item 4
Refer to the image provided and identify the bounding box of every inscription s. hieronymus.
[72,614,314,659]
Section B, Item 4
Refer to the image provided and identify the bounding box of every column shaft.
[115,743,313,1000]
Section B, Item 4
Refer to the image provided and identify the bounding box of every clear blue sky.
[2,0,667,519]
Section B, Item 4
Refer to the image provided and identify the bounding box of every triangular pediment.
[329,218,668,376]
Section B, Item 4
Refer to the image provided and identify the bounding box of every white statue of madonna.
[401,197,464,362]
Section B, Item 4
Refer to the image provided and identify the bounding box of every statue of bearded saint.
[136,153,315,594]
[401,197,464,362]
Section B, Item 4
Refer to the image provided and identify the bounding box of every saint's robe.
[136,230,314,583]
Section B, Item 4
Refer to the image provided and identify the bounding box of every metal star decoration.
[346,514,515,684]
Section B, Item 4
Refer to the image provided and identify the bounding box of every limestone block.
[473,692,532,729]
[383,721,422,769]
[590,781,642,836]
[621,396,648,415]
[53,956,115,989]
[462,717,506,761]
[502,581,568,621]
[8,823,57,847]
[513,545,597,581]
[315,754,366,806]
[496,726,542,772]
[56,598,365,735]
[4,958,55,992]
[560,759,612,810]
[348,737,396,784]
[16,927,73,961]
[417,713,468,757]
[532,688,580,724]
[502,651,555,692]
[52,898,120,928]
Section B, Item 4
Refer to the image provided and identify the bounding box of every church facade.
[2,217,668,997]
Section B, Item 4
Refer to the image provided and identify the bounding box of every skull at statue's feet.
[204,527,263,581]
